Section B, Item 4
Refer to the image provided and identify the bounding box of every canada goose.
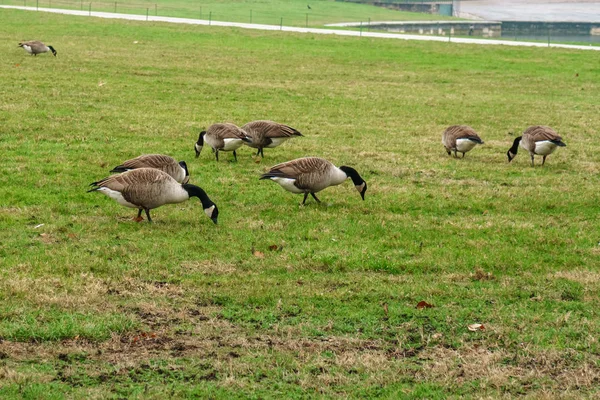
[195,123,250,162]
[242,120,303,157]
[260,157,367,205]
[442,125,484,158]
[88,168,218,224]
[507,125,567,166]
[18,41,57,57]
[110,154,189,184]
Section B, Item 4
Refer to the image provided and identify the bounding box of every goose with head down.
[19,41,57,56]
[442,125,484,158]
[88,168,218,223]
[260,157,367,205]
[195,123,249,162]
[242,120,303,158]
[507,125,566,166]
[110,154,189,184]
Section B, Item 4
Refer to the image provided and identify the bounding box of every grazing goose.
[442,125,484,158]
[18,41,57,56]
[507,125,567,166]
[260,157,367,205]
[110,154,189,184]
[195,123,249,162]
[88,168,218,224]
[242,120,303,157]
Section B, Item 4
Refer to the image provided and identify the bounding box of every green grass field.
[2,0,457,27]
[1,8,600,398]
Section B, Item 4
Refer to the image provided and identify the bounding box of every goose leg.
[302,193,309,205]
[144,208,152,223]
[260,148,265,158]
[453,150,458,158]
[542,155,547,166]
[133,209,144,222]
[462,152,465,158]
[233,150,238,162]
[215,150,219,162]
[446,149,451,156]
[530,154,535,167]
[256,149,261,157]
[310,193,321,203]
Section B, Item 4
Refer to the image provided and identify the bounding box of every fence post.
[114,1,116,13]
[250,9,252,23]
[209,11,211,25]
[199,6,202,19]
[80,0,82,10]
[88,2,91,16]
[36,0,38,10]
[155,3,157,16]
[280,17,283,30]
[368,17,370,31]
[360,21,363,37]
[146,7,148,20]
[306,13,308,28]
[547,28,550,47]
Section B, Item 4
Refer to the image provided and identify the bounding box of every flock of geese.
[21,41,567,224]
[86,120,566,224]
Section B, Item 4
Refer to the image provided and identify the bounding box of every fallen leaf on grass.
[251,246,264,258]
[416,301,434,309]
[98,81,105,87]
[468,323,485,331]
[268,244,278,251]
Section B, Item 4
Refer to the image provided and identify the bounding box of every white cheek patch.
[355,182,366,193]
[204,205,215,218]
[195,143,203,153]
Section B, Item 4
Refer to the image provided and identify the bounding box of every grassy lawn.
[2,0,457,26]
[1,8,600,398]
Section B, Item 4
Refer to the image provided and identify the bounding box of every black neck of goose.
[179,161,189,177]
[339,166,364,186]
[48,46,57,56]
[197,131,206,146]
[183,184,213,208]
[509,137,522,154]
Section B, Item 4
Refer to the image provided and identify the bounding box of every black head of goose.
[260,157,367,205]
[241,120,303,158]
[507,125,566,166]
[441,125,484,158]
[88,168,218,223]
[110,154,190,184]
[19,41,57,56]
[195,123,250,162]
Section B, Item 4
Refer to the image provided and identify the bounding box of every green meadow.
[1,7,600,398]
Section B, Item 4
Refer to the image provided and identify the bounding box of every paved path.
[3,5,599,51]
[458,0,600,22]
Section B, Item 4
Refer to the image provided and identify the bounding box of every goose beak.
[204,205,218,224]
[356,182,367,200]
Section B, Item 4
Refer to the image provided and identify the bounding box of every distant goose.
[110,154,189,184]
[242,120,303,157]
[260,157,367,205]
[195,123,250,161]
[507,125,566,166]
[88,168,218,223]
[18,41,57,56]
[442,125,484,158]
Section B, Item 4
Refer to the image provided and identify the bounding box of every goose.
[195,123,249,162]
[88,168,218,223]
[110,154,189,184]
[260,157,367,205]
[442,125,484,158]
[242,120,303,157]
[507,125,567,166]
[18,41,57,56]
